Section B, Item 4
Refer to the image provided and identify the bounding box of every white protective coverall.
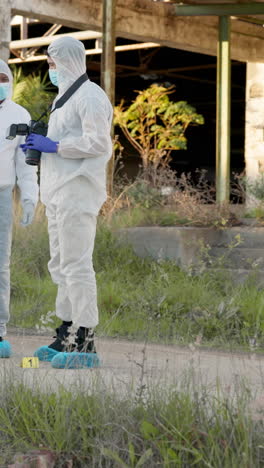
[42,37,113,328]
[0,60,38,337]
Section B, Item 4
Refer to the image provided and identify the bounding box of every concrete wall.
[118,226,264,277]
[245,63,264,197]
[0,0,11,61]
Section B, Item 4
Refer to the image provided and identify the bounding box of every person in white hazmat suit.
[21,37,113,368]
[0,60,38,358]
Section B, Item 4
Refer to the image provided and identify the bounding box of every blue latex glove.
[20,143,27,154]
[20,134,59,153]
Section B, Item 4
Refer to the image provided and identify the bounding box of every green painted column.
[216,15,231,204]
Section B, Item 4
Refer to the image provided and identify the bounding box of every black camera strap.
[36,72,89,122]
[50,72,89,113]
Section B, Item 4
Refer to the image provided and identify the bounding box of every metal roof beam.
[10,30,102,50]
[153,2,264,16]
[10,15,39,26]
[25,24,62,58]
[8,42,160,64]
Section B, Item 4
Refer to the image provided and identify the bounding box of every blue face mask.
[49,69,58,87]
[0,83,10,101]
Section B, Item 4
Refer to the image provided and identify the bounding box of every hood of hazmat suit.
[47,36,86,94]
[0,59,13,99]
[0,59,38,203]
[40,37,113,215]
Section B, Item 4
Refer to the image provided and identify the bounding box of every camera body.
[6,120,48,166]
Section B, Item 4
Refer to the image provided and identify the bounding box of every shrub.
[12,67,55,121]
[114,84,204,173]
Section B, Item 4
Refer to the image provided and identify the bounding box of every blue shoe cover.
[51,352,100,369]
[0,340,11,358]
[34,345,60,362]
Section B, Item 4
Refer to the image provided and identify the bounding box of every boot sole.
[0,341,11,358]
[34,346,60,362]
[51,352,100,369]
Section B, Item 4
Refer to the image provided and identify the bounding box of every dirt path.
[1,333,264,411]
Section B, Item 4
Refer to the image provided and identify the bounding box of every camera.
[6,120,48,166]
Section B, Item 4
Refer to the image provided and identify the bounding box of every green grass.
[109,206,189,229]
[9,213,264,349]
[0,378,263,467]
[6,210,264,466]
[245,206,264,220]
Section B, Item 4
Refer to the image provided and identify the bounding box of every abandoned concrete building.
[1,0,264,201]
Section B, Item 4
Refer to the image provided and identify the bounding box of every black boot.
[48,321,73,351]
[75,327,96,353]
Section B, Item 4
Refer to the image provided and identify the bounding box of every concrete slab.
[118,226,264,283]
[1,333,264,412]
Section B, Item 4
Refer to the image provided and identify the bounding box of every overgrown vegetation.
[104,167,244,229]
[12,68,55,121]
[9,200,264,350]
[244,173,264,203]
[242,174,264,222]
[114,84,204,172]
[0,378,263,467]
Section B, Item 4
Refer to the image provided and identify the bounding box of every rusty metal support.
[10,30,101,50]
[101,0,116,197]
[8,42,160,64]
[153,0,264,16]
[26,24,62,58]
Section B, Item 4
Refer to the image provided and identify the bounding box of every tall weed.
[0,379,262,467]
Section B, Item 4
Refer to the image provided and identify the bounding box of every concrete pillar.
[0,0,11,62]
[245,63,264,208]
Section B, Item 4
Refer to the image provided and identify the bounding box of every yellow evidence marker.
[21,357,39,368]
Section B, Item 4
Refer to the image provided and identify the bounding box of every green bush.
[12,67,55,121]
[125,180,163,209]
[115,84,204,171]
